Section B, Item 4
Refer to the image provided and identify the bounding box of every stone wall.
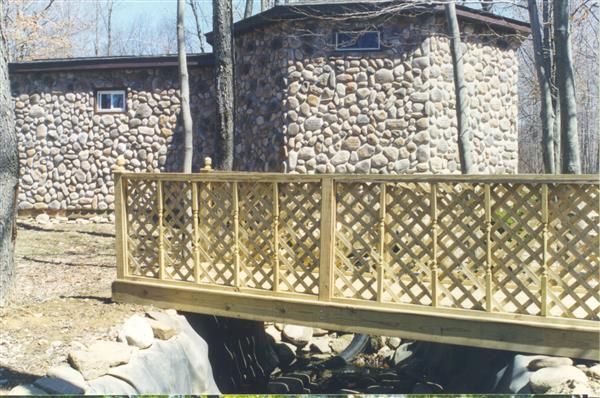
[11,67,215,212]
[278,15,521,174]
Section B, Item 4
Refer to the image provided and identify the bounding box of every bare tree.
[178,0,194,172]
[188,0,206,53]
[445,2,474,174]
[213,0,235,170]
[244,0,253,18]
[261,0,268,12]
[0,0,19,307]
[527,0,556,173]
[554,0,581,173]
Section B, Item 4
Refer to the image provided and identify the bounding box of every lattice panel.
[126,179,159,278]
[547,184,599,320]
[162,181,194,282]
[197,182,235,286]
[278,182,321,295]
[334,182,379,301]
[437,183,486,310]
[491,184,543,315]
[238,182,274,290]
[383,182,432,306]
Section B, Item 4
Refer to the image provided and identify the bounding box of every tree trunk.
[554,0,581,173]
[178,0,194,173]
[106,0,113,56]
[213,0,234,171]
[528,0,555,173]
[445,2,474,174]
[244,0,253,18]
[260,0,268,12]
[0,1,19,308]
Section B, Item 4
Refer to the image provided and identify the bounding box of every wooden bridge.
[111,167,599,360]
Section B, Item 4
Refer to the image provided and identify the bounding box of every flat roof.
[9,54,214,73]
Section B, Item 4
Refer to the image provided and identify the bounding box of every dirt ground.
[0,218,153,393]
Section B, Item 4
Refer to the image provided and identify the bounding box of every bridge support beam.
[113,279,599,361]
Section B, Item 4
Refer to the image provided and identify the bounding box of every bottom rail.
[113,278,599,360]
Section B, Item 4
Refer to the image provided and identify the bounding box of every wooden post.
[272,182,280,292]
[430,183,439,307]
[541,184,549,316]
[157,179,165,280]
[485,184,493,312]
[319,177,336,301]
[112,157,128,279]
[233,181,241,288]
[377,183,386,302]
[201,157,213,173]
[192,182,201,283]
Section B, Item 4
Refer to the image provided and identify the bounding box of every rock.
[298,147,315,161]
[282,324,313,347]
[527,356,573,371]
[304,117,323,131]
[36,213,50,224]
[274,343,296,368]
[147,319,178,340]
[387,337,401,349]
[119,315,154,349]
[35,373,86,394]
[529,366,588,393]
[329,334,354,354]
[371,153,388,168]
[354,159,371,173]
[265,324,282,342]
[310,337,332,354]
[9,384,49,395]
[46,365,88,392]
[29,105,45,118]
[374,69,394,84]
[135,104,153,118]
[330,150,350,166]
[68,350,111,380]
[587,363,600,379]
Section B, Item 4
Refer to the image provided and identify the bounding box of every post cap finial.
[201,157,213,173]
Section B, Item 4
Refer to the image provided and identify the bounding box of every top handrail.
[115,170,600,184]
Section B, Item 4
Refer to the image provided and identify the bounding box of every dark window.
[96,90,126,112]
[335,31,380,51]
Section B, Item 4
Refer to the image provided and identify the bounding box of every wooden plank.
[113,173,128,279]
[121,172,600,185]
[273,182,280,292]
[430,183,439,307]
[233,182,240,288]
[113,279,600,360]
[485,184,493,312]
[157,180,165,281]
[377,183,386,302]
[541,184,549,316]
[319,177,335,301]
[192,182,200,283]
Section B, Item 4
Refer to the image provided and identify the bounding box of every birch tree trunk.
[528,0,555,173]
[213,0,234,171]
[554,0,580,174]
[0,1,19,307]
[244,0,253,18]
[178,0,194,173]
[261,0,268,12]
[445,2,474,174]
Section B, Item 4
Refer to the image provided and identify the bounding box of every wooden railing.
[113,164,599,325]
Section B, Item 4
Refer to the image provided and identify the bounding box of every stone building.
[9,2,529,213]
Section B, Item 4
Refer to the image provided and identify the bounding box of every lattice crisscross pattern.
[238,182,274,290]
[126,179,160,278]
[491,184,543,315]
[437,183,486,310]
[334,182,379,301]
[547,184,599,320]
[197,182,235,286]
[162,181,194,282]
[383,182,432,306]
[279,182,321,295]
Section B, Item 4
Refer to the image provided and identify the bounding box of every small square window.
[96,90,126,113]
[335,31,381,51]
